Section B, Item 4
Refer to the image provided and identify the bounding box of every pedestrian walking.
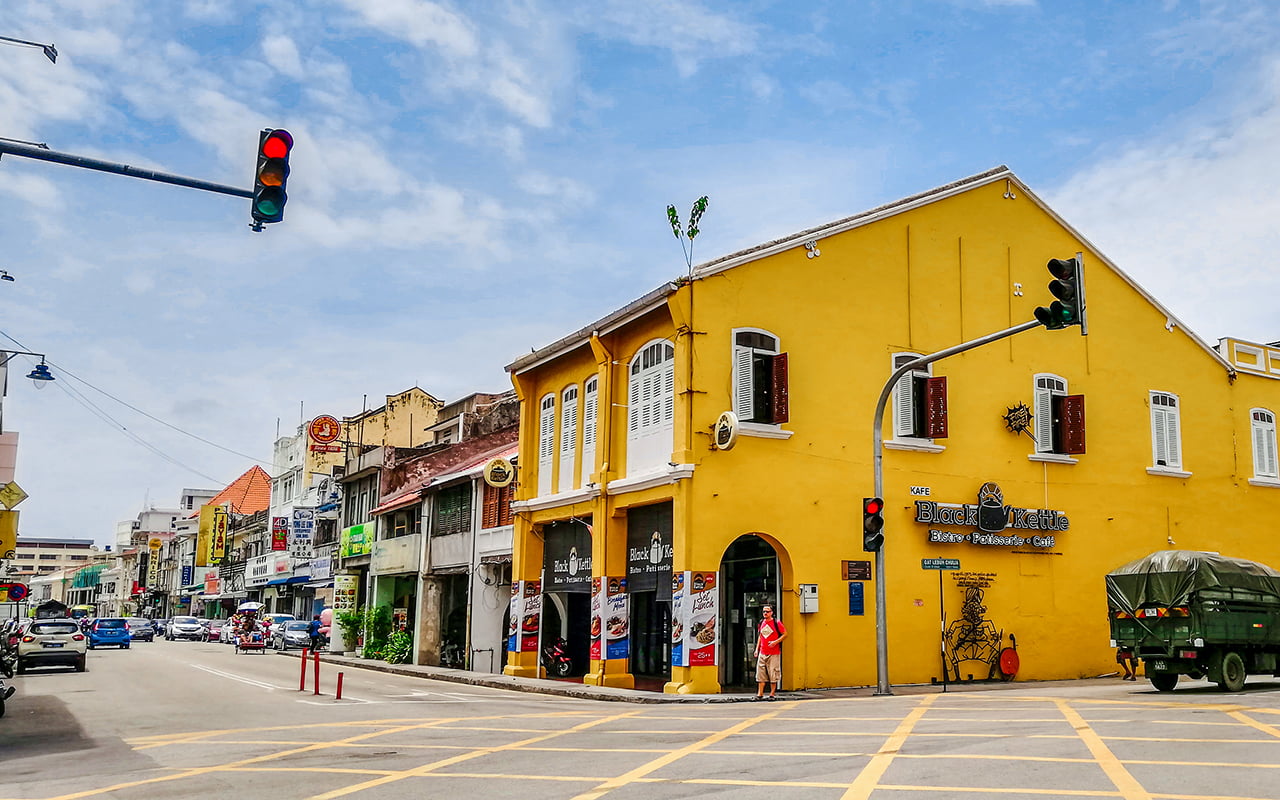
[1117,648,1137,681]
[754,605,787,700]
[308,614,324,652]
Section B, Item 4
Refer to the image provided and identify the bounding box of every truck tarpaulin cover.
[1106,550,1280,613]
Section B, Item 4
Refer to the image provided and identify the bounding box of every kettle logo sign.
[915,482,1069,549]
[649,532,663,565]
[568,546,580,576]
[976,482,1008,533]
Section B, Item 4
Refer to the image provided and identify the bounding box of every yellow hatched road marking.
[1227,709,1280,739]
[1055,698,1152,800]
[565,701,795,800]
[839,693,938,800]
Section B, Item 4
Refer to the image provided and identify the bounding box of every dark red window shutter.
[498,483,514,526]
[1060,394,1085,454]
[482,483,499,529]
[770,352,789,424]
[924,376,948,439]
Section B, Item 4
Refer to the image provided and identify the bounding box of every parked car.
[203,619,226,642]
[17,618,87,673]
[272,621,312,650]
[166,616,205,641]
[126,618,154,642]
[87,618,132,649]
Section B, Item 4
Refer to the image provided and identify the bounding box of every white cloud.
[262,34,305,79]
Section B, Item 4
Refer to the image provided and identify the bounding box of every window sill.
[739,422,795,440]
[607,463,696,495]
[1147,467,1192,478]
[1028,453,1079,465]
[885,439,945,454]
[1248,477,1280,488]
[511,486,601,513]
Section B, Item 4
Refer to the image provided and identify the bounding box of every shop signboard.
[671,572,686,667]
[916,482,1068,549]
[290,507,315,560]
[196,505,214,567]
[370,535,419,575]
[181,565,194,586]
[543,520,592,594]
[271,516,289,551]
[340,523,372,557]
[508,579,542,653]
[146,538,162,588]
[311,556,332,581]
[684,571,719,666]
[246,554,275,588]
[603,577,629,660]
[626,506,673,598]
[211,506,228,564]
[333,574,359,613]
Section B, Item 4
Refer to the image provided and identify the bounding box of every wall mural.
[944,574,1006,680]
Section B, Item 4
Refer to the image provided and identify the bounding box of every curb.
[276,650,758,704]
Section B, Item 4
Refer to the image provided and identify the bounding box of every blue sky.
[2,1,1278,546]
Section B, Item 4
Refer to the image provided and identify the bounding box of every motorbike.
[541,636,573,678]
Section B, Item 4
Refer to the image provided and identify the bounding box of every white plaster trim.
[1146,467,1193,479]
[885,439,945,454]
[607,463,696,495]
[1248,478,1280,488]
[739,422,795,440]
[1028,453,1079,465]
[510,486,600,513]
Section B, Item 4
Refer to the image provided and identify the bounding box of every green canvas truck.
[1106,550,1280,692]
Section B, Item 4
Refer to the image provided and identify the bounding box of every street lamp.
[0,35,57,63]
[0,351,56,387]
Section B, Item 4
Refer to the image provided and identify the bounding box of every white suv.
[18,618,88,673]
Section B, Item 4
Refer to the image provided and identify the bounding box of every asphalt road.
[4,638,1280,800]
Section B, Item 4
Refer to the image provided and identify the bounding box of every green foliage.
[665,196,709,271]
[384,630,412,664]
[335,607,364,651]
[361,605,393,659]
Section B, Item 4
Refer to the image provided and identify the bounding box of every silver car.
[272,620,312,650]
[165,616,205,641]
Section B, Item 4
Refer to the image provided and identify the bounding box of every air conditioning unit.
[331,465,346,479]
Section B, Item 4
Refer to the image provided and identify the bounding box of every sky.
[2,1,1279,549]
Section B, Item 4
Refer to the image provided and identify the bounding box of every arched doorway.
[720,534,781,688]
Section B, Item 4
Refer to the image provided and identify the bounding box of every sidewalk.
[276,650,1121,704]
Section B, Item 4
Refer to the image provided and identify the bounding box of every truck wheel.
[1218,651,1246,692]
[1149,671,1178,692]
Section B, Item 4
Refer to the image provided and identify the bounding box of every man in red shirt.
[754,605,787,700]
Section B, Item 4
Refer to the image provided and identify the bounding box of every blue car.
[87,618,132,649]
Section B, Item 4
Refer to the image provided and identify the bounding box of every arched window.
[1150,391,1182,469]
[627,340,675,475]
[537,393,555,497]
[1251,408,1278,479]
[732,328,788,424]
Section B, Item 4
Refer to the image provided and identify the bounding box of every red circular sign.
[308,415,341,444]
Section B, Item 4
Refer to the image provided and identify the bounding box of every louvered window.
[892,354,947,440]
[558,385,578,492]
[482,481,515,529]
[627,340,676,475]
[1033,375,1085,455]
[433,484,472,536]
[1150,392,1182,469]
[581,377,598,486]
[731,329,789,424]
[537,394,555,497]
[1251,408,1278,479]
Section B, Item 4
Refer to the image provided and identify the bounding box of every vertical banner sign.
[271,516,289,551]
[508,582,521,653]
[589,577,603,661]
[196,505,214,567]
[671,572,687,667]
[211,506,228,565]
[519,580,542,653]
[604,577,629,660]
[146,538,162,589]
[181,565,194,587]
[290,508,315,560]
[0,509,17,560]
[685,571,719,666]
[333,574,359,613]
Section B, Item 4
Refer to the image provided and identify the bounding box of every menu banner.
[333,573,359,612]
[508,579,542,653]
[678,571,719,667]
[603,577,629,660]
[590,577,603,661]
[671,572,686,667]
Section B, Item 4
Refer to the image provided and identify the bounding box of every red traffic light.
[261,130,293,160]
[864,497,883,515]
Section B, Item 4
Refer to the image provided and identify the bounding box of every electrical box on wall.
[799,583,819,613]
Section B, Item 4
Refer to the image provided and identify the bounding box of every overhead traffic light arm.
[0,139,252,198]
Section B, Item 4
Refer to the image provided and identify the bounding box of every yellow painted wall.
[508,173,1280,692]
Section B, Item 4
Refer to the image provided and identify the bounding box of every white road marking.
[191,663,291,691]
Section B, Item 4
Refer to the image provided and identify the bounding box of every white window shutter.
[628,377,640,433]
[1151,406,1168,467]
[894,372,914,438]
[559,390,577,492]
[538,398,555,496]
[1167,404,1181,468]
[1034,388,1053,453]
[732,345,754,420]
[663,361,675,423]
[581,383,597,486]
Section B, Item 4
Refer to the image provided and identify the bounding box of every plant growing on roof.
[666,195,708,276]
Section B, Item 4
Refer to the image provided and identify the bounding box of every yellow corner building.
[502,166,1280,694]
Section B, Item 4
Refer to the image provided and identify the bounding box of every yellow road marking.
[304,709,643,800]
[565,701,795,800]
[1055,698,1152,800]
[839,693,937,800]
[1227,709,1280,739]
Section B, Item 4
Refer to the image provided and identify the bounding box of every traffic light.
[863,496,885,552]
[252,128,293,226]
[1033,255,1086,332]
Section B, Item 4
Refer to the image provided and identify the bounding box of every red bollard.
[313,648,321,696]
[336,671,344,700]
[299,648,309,691]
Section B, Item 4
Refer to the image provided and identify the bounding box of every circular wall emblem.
[309,415,342,444]
[483,458,515,487]
[713,411,739,450]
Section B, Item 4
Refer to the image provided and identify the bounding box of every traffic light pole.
[0,140,252,199]
[869,318,1041,696]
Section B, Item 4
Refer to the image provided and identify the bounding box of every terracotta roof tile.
[195,465,272,516]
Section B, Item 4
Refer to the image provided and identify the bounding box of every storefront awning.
[370,490,422,517]
[266,575,310,586]
[303,579,334,588]
[198,593,220,600]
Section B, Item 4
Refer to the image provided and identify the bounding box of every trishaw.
[232,601,268,654]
